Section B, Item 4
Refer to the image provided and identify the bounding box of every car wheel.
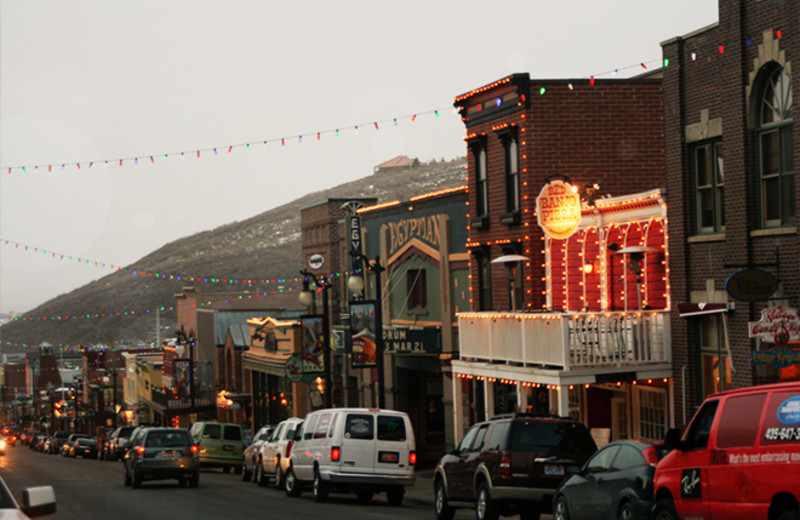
[475,483,498,520]
[553,496,570,520]
[434,480,455,520]
[284,467,303,497]
[241,461,251,481]
[189,472,199,488]
[618,500,635,520]
[274,465,284,489]
[780,511,800,520]
[123,467,131,487]
[652,498,678,520]
[312,470,329,503]
[356,491,374,503]
[256,461,268,487]
[132,471,142,489]
[387,488,404,507]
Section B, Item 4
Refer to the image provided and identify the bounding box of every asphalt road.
[0,443,467,520]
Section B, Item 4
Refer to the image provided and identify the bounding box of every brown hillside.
[0,157,467,351]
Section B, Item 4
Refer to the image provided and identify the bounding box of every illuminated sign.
[387,215,440,256]
[749,306,800,344]
[535,180,581,239]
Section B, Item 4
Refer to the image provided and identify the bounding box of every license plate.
[379,451,398,463]
[161,451,176,459]
[223,445,235,452]
[544,464,564,476]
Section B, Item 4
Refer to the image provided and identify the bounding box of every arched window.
[757,67,795,227]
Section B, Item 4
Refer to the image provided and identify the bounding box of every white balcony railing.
[458,311,671,370]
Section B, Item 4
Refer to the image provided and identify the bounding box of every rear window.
[345,414,374,440]
[146,431,191,448]
[316,414,333,439]
[119,426,135,437]
[377,415,406,441]
[224,425,242,441]
[509,420,596,455]
[203,424,221,440]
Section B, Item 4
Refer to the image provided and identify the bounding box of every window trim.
[692,139,725,235]
[495,125,520,224]
[468,135,489,228]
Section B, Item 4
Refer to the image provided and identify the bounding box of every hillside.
[0,157,467,351]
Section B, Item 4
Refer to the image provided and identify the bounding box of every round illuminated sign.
[535,180,582,239]
[308,254,324,270]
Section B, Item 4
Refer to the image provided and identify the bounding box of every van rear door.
[375,413,414,477]
[340,412,378,474]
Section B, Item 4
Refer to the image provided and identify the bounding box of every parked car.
[285,408,416,505]
[1,427,17,447]
[103,426,136,461]
[256,417,303,488]
[433,413,597,520]
[47,431,70,454]
[0,471,56,519]
[189,422,244,473]
[61,434,90,457]
[242,425,274,481]
[552,440,668,520]
[654,381,800,520]
[20,429,35,446]
[69,437,98,459]
[32,434,47,453]
[123,427,199,488]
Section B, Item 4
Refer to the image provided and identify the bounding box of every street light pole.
[348,252,386,409]
[300,270,332,409]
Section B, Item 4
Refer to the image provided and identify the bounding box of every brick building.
[662,1,800,427]
[452,73,671,444]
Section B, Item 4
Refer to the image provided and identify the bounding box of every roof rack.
[488,412,577,421]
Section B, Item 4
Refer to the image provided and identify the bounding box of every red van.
[653,381,800,520]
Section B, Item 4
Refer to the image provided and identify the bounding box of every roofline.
[660,21,719,47]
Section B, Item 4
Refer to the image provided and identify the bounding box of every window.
[469,136,489,221]
[717,393,766,448]
[223,425,242,441]
[636,386,668,443]
[693,141,725,233]
[377,415,407,442]
[700,315,731,398]
[315,413,332,439]
[476,249,492,311]
[758,67,795,227]
[470,424,490,452]
[303,415,319,440]
[203,424,221,440]
[613,445,645,470]
[586,445,620,473]
[458,425,480,452]
[685,399,719,450]
[505,136,519,214]
[407,269,427,310]
[345,414,374,440]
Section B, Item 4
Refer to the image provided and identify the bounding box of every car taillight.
[285,440,294,458]
[9,436,16,442]
[409,451,417,466]
[331,447,341,462]
[190,445,199,453]
[642,446,660,467]
[499,456,511,475]
[136,446,146,455]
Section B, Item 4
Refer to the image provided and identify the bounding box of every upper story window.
[495,126,520,224]
[476,249,492,311]
[693,140,724,234]
[407,269,427,310]
[469,136,489,224]
[758,67,795,228]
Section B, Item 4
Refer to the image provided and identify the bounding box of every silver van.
[284,408,416,505]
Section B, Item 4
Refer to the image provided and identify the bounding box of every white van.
[284,408,416,505]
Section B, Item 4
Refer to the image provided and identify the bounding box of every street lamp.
[300,270,332,409]
[348,252,386,409]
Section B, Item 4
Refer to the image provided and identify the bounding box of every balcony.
[458,310,671,370]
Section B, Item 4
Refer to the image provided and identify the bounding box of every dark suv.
[433,413,597,520]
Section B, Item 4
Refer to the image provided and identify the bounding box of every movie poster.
[301,315,325,374]
[175,359,191,397]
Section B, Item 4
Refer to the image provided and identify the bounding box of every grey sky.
[0,1,719,314]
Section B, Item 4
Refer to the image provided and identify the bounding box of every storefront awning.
[243,357,286,377]
[677,302,732,318]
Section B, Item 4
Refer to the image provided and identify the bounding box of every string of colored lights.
[0,53,700,176]
[1,107,447,175]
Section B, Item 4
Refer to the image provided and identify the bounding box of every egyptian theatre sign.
[535,179,582,239]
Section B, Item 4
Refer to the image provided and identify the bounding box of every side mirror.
[663,428,683,450]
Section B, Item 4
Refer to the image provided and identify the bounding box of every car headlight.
[0,440,7,450]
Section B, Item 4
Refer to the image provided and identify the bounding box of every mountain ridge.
[0,157,467,351]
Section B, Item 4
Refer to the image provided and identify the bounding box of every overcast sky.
[0,1,719,314]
